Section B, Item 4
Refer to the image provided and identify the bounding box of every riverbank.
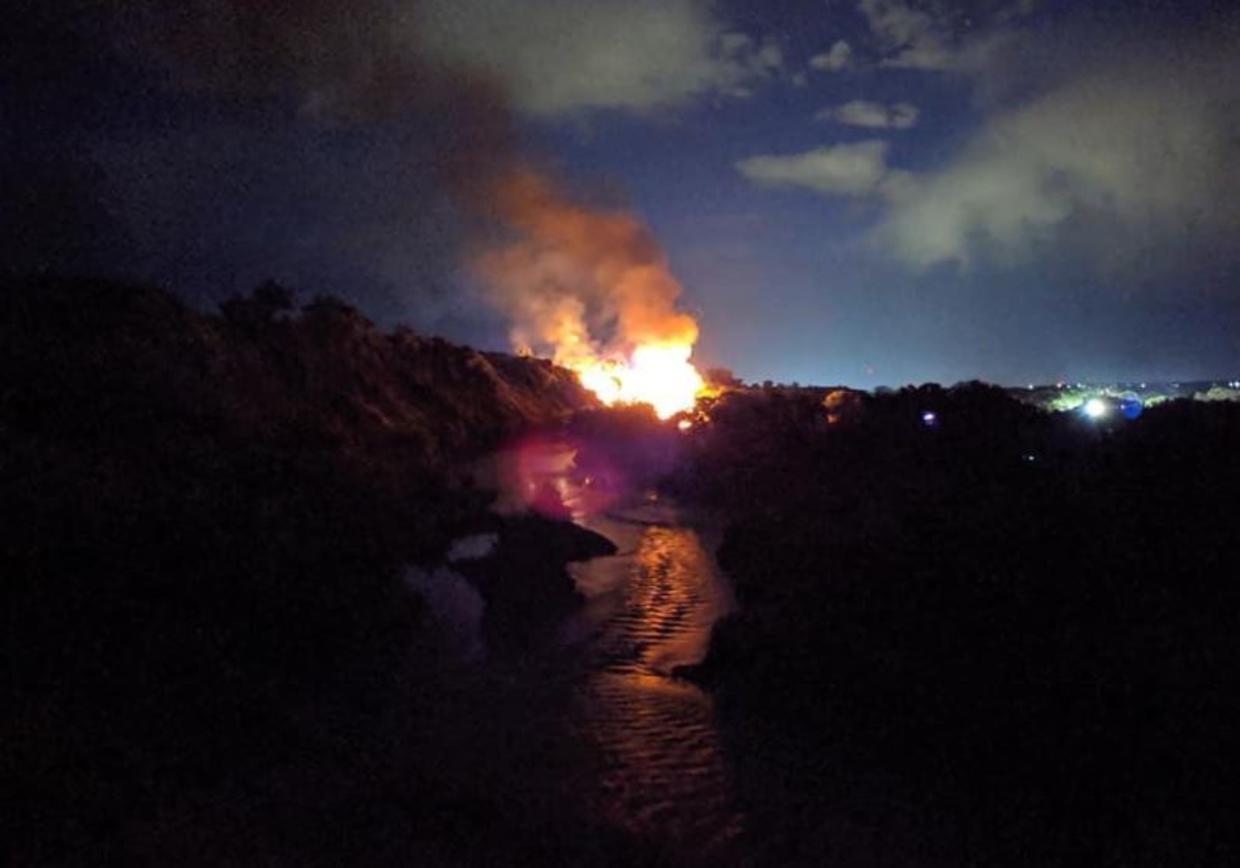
[0,277,616,864]
[673,383,1240,865]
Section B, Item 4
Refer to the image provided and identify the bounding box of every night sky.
[6,0,1240,387]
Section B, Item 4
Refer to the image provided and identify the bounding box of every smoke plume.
[468,167,699,367]
[77,0,702,377]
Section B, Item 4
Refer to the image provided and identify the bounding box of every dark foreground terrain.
[672,383,1240,865]
[4,278,1238,865]
[0,278,638,864]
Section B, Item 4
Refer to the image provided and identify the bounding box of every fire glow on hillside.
[472,168,707,419]
[571,344,704,419]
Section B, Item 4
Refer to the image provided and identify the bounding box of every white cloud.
[817,100,919,129]
[809,40,853,72]
[736,141,903,196]
[858,0,951,69]
[740,36,1240,274]
[855,0,1022,74]
[875,55,1240,269]
[413,0,783,116]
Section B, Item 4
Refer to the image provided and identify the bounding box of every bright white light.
[1083,398,1109,419]
[921,410,937,426]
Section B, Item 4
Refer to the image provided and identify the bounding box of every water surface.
[562,498,743,860]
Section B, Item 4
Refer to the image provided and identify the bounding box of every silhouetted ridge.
[670,382,1240,866]
[0,276,601,864]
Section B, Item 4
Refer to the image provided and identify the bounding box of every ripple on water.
[567,520,743,860]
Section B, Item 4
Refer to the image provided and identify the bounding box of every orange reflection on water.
[571,521,741,857]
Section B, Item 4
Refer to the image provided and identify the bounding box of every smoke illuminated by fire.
[473,167,706,418]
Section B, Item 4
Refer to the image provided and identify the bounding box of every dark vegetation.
[568,403,684,493]
[456,514,616,655]
[1,277,628,865]
[672,383,1240,865]
[6,275,1237,866]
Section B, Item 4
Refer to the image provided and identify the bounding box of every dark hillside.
[674,384,1240,866]
[0,277,599,864]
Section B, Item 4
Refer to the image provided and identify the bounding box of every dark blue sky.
[6,0,1239,386]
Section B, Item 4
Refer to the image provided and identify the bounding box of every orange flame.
[472,166,706,419]
[569,343,705,419]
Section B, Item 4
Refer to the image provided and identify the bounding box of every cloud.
[875,50,1240,269]
[858,0,951,69]
[122,0,783,119]
[817,100,919,129]
[741,31,1240,275]
[114,0,493,123]
[736,141,902,196]
[856,0,1025,74]
[413,0,783,116]
[809,40,853,71]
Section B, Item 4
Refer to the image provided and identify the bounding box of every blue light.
[1120,396,1143,420]
[921,410,938,427]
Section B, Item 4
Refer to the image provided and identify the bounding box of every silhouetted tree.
[704,366,742,388]
[220,279,294,331]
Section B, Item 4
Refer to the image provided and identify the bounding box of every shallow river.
[562,501,742,859]
[464,443,745,859]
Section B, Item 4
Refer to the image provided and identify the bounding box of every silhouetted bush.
[0,276,599,864]
[677,385,1240,865]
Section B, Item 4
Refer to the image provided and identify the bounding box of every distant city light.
[1083,398,1109,419]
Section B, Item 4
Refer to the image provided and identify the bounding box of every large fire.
[470,165,707,419]
[568,343,705,419]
